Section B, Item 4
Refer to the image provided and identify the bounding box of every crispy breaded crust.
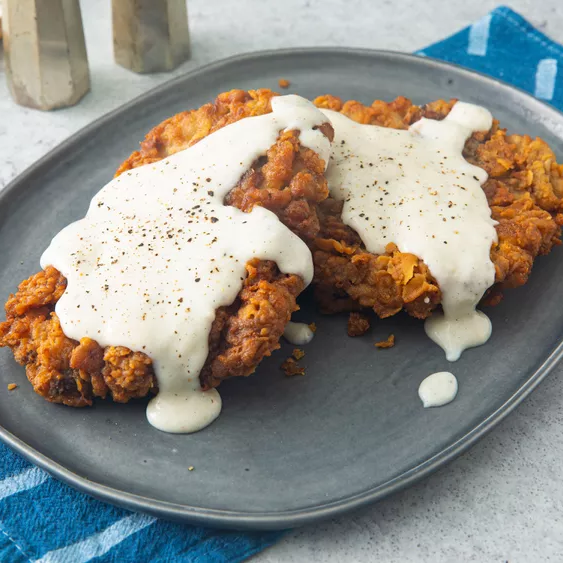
[312,95,563,317]
[118,89,333,242]
[0,89,332,406]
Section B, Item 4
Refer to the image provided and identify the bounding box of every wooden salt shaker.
[1,0,90,110]
[112,0,191,74]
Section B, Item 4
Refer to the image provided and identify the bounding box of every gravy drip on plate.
[418,371,458,407]
[41,95,331,434]
[321,103,497,361]
[283,321,315,345]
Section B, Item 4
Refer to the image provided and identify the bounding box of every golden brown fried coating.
[0,89,331,407]
[312,95,563,318]
[199,259,304,390]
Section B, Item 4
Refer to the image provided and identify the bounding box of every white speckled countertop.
[2,1,563,561]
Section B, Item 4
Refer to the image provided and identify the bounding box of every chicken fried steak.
[312,95,563,320]
[0,90,333,422]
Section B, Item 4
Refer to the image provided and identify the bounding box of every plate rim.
[2,47,563,530]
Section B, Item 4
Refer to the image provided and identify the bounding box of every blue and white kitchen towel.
[417,6,562,108]
[0,6,562,563]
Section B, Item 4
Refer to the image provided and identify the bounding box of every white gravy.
[418,371,458,407]
[283,321,315,345]
[321,102,497,361]
[41,95,331,434]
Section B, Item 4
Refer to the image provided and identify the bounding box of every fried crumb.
[347,312,370,337]
[308,322,317,333]
[7,383,17,391]
[281,357,305,377]
[188,466,194,471]
[278,78,291,89]
[292,348,305,360]
[375,334,395,348]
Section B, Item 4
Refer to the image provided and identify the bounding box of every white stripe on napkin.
[35,513,156,563]
[0,467,48,500]
[535,59,558,100]
[467,14,492,56]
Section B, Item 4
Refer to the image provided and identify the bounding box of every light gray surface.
[1,0,562,560]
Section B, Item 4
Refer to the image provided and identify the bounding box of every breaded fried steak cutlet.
[0,90,334,433]
[312,94,563,359]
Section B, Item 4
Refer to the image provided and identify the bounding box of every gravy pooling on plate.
[283,321,315,345]
[320,102,497,360]
[418,371,458,407]
[40,95,331,433]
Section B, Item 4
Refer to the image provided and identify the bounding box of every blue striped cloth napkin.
[417,6,562,107]
[1,6,562,563]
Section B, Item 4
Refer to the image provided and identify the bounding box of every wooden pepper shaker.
[1,0,90,110]
[112,0,191,74]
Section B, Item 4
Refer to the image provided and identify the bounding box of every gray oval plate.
[1,49,563,530]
